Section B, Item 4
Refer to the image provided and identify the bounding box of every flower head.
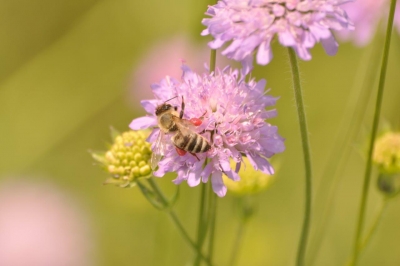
[91,130,152,187]
[373,131,400,175]
[202,0,354,73]
[223,157,274,195]
[130,65,285,197]
[337,0,400,46]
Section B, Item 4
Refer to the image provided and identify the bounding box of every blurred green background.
[1,0,400,265]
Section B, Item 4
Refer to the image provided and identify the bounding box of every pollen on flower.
[91,130,152,188]
[223,157,274,196]
[209,97,218,112]
[373,132,400,174]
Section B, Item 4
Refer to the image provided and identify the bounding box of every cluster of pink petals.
[202,0,354,73]
[130,65,285,197]
[337,0,400,46]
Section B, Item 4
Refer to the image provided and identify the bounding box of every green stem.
[207,183,218,262]
[146,178,213,266]
[147,178,169,206]
[308,37,382,266]
[359,200,388,252]
[228,215,247,266]
[351,0,397,265]
[194,183,210,266]
[210,49,216,74]
[287,48,313,266]
[346,200,389,266]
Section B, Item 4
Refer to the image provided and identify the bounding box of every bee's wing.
[174,117,196,131]
[151,130,166,170]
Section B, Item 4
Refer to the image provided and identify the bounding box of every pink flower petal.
[129,116,157,130]
[211,172,227,197]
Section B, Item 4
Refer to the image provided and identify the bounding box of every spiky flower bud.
[223,157,274,196]
[373,132,400,175]
[92,130,152,187]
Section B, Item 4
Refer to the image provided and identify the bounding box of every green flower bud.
[223,157,275,196]
[91,129,152,188]
[377,173,400,198]
[373,132,400,175]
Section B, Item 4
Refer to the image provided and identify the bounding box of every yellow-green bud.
[91,130,152,188]
[223,157,274,196]
[373,132,400,175]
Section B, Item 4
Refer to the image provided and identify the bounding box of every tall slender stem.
[193,42,217,263]
[194,183,209,266]
[287,48,313,266]
[346,200,388,266]
[168,211,213,266]
[351,1,397,265]
[147,178,169,205]
[228,216,247,266]
[207,182,218,262]
[308,38,382,266]
[210,49,216,74]
[146,179,212,266]
[358,200,388,253]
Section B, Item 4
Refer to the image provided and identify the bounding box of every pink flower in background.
[128,35,229,110]
[130,65,285,197]
[0,180,94,266]
[202,0,354,73]
[337,0,400,46]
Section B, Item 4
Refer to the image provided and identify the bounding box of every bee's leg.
[180,96,185,119]
[199,129,214,135]
[210,129,216,143]
[190,152,201,161]
[175,147,187,156]
[200,110,207,119]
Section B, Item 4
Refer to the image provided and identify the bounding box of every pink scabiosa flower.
[129,65,285,197]
[337,0,400,46]
[202,0,354,73]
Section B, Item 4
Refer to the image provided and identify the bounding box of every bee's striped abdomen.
[173,132,211,153]
[193,135,211,153]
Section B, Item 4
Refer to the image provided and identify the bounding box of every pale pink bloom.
[130,65,285,197]
[202,0,354,73]
[0,180,94,266]
[338,0,400,46]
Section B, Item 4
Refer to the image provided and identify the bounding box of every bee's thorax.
[158,113,178,133]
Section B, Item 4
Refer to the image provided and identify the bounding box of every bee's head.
[155,103,174,116]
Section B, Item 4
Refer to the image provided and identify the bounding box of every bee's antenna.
[164,96,178,103]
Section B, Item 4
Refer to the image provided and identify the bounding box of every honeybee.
[151,96,211,170]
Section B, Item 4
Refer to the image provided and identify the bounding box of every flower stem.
[287,47,313,266]
[308,37,382,266]
[210,49,216,74]
[207,181,218,262]
[351,1,397,265]
[168,211,213,266]
[207,0,217,74]
[346,200,389,266]
[147,178,169,206]
[358,200,388,253]
[146,178,213,266]
[194,183,210,266]
[228,211,247,266]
